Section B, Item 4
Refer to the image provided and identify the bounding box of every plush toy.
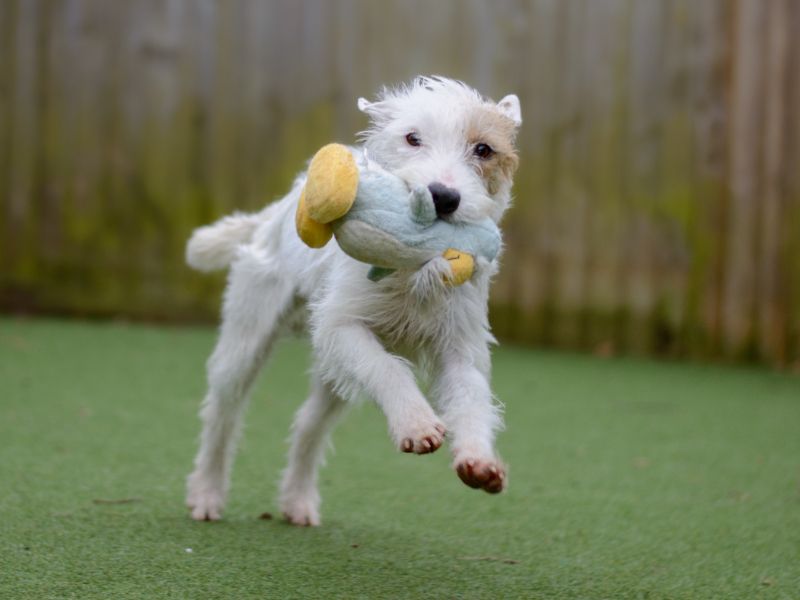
[295,144,501,286]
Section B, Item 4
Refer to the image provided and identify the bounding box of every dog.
[185,76,521,525]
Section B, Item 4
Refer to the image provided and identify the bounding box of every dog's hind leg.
[279,376,347,526]
[186,249,294,521]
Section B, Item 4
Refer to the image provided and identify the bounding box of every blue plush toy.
[295,144,501,285]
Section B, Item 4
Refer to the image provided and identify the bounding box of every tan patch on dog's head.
[466,107,520,195]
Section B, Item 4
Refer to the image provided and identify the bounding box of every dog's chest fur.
[359,270,485,356]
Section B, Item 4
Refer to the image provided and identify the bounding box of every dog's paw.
[455,457,507,494]
[397,420,446,455]
[186,472,225,521]
[186,488,225,521]
[280,498,321,527]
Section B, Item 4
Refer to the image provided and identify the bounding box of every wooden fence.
[2,0,800,365]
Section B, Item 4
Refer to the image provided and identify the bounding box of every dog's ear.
[357,98,373,113]
[357,98,389,121]
[497,94,522,127]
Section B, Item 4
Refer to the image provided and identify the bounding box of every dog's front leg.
[432,349,507,493]
[314,319,445,454]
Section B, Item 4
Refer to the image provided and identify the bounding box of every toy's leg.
[295,144,359,248]
[313,318,445,454]
[442,249,475,286]
[279,376,348,526]
[431,349,506,494]
[296,189,334,248]
[186,253,295,520]
[303,144,359,222]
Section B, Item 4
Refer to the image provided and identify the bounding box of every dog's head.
[357,76,521,225]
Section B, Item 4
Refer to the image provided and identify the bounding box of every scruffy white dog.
[185,76,521,525]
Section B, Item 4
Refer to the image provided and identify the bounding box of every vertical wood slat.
[550,0,588,350]
[757,0,791,364]
[679,0,721,359]
[1,0,799,365]
[623,0,666,355]
[722,0,766,358]
[783,2,800,366]
[582,0,630,354]
[7,0,40,281]
[0,0,17,275]
[651,0,700,357]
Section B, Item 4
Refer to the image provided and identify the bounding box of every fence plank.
[757,0,791,364]
[786,2,800,366]
[0,0,17,276]
[722,0,766,358]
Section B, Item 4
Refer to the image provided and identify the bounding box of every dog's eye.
[474,143,494,159]
[405,133,421,147]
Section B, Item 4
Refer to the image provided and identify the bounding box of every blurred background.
[1,0,799,366]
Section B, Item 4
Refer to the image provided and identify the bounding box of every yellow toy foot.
[295,190,333,248]
[304,144,359,224]
[442,249,475,286]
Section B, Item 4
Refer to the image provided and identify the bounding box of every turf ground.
[1,318,799,599]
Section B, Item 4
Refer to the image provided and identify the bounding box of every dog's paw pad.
[455,458,506,494]
[281,501,320,527]
[399,422,446,455]
[283,512,319,527]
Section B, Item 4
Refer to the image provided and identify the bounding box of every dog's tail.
[186,212,261,272]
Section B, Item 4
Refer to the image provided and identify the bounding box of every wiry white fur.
[186,76,521,524]
[186,213,262,272]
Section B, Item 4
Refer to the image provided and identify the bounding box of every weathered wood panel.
[1,0,799,365]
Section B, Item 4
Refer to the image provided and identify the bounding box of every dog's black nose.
[428,183,460,216]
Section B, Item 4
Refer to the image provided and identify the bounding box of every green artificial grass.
[1,317,799,599]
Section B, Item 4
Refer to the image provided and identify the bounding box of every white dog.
[185,76,521,525]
